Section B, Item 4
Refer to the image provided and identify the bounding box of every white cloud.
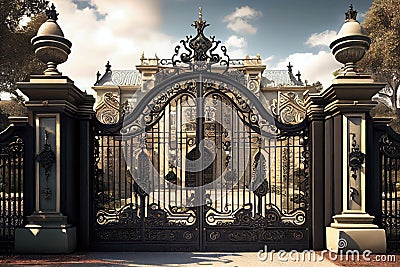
[262,55,274,68]
[223,35,247,59]
[224,6,262,35]
[225,35,247,49]
[274,51,342,89]
[305,30,337,48]
[43,0,177,95]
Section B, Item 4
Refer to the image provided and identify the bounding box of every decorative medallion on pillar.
[36,130,56,200]
[349,134,364,180]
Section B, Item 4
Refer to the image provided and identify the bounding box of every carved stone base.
[15,225,76,253]
[326,212,386,253]
[326,227,386,253]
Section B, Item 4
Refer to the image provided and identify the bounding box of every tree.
[0,100,25,131]
[0,0,48,101]
[359,0,400,111]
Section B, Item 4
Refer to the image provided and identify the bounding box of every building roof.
[95,70,142,86]
[262,70,303,87]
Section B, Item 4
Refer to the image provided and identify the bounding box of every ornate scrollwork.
[96,203,140,225]
[96,92,120,124]
[96,228,141,241]
[272,92,306,124]
[160,8,230,73]
[145,203,196,227]
[380,134,400,158]
[205,203,307,228]
[209,231,221,241]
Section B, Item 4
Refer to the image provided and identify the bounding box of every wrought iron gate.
[91,72,311,251]
[0,123,29,253]
[379,130,400,252]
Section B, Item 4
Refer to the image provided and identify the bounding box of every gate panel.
[0,132,26,252]
[91,75,310,251]
[92,91,201,251]
[201,83,310,251]
[380,134,400,252]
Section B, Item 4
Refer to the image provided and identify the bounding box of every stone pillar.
[323,79,386,253]
[14,4,95,253]
[323,5,386,253]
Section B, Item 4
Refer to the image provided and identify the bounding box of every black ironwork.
[349,133,364,180]
[105,61,111,72]
[36,130,56,200]
[345,4,357,21]
[46,3,58,21]
[295,71,302,82]
[287,62,293,73]
[0,136,24,252]
[379,134,400,252]
[91,71,311,251]
[159,8,230,73]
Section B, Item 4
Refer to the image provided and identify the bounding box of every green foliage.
[0,0,48,101]
[359,0,400,110]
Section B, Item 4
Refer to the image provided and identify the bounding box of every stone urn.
[329,5,370,75]
[31,4,72,75]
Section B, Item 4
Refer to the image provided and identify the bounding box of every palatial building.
[92,50,319,126]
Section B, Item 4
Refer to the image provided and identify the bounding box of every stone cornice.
[18,75,95,117]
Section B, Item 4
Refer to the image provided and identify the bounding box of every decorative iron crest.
[36,130,56,200]
[349,133,365,179]
[160,7,230,72]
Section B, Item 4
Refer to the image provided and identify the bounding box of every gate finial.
[199,6,203,22]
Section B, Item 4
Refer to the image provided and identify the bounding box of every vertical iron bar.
[7,152,11,237]
[2,155,5,239]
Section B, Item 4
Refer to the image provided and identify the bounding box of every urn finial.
[31,3,72,76]
[330,5,370,75]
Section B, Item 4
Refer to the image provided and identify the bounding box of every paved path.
[1,252,339,266]
[2,252,399,266]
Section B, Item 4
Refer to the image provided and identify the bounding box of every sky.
[14,0,375,97]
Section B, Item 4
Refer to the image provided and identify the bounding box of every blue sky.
[22,0,375,95]
[158,0,372,65]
